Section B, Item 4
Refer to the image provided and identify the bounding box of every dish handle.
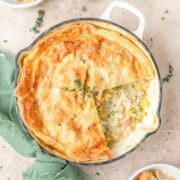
[101,1,146,39]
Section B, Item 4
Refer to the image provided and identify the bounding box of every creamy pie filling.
[95,81,150,148]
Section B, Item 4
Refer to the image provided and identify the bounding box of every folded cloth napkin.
[0,52,92,180]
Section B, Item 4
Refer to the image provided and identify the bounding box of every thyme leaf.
[82,6,87,12]
[164,10,169,14]
[95,172,100,176]
[112,85,122,91]
[74,80,81,89]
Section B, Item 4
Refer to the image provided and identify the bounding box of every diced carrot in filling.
[121,119,131,127]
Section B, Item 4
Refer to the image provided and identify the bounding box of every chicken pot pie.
[14,21,160,162]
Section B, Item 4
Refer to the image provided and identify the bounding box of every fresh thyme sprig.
[30,10,45,34]
[162,63,174,84]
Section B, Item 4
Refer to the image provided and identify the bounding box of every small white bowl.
[129,163,180,180]
[0,0,44,8]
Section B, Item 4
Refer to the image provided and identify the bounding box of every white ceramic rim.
[0,0,44,8]
[128,163,180,180]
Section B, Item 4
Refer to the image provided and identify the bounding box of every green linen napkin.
[0,52,92,180]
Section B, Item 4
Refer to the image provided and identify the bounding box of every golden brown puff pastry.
[14,22,155,162]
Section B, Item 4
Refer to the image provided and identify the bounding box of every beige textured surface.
[0,0,180,179]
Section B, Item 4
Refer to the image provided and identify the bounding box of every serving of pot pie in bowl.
[14,19,161,164]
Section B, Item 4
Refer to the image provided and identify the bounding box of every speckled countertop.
[0,0,180,179]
